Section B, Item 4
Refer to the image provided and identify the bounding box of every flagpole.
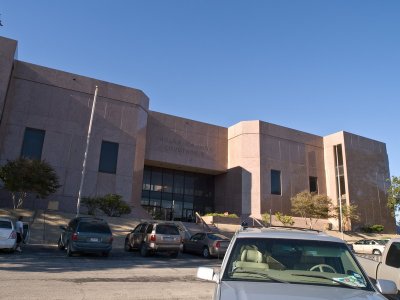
[77,86,98,216]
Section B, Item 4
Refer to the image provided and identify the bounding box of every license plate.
[89,237,99,242]
[163,236,172,240]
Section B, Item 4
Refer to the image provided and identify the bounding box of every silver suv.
[124,222,182,258]
[197,226,397,300]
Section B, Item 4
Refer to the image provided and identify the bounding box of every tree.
[291,190,332,229]
[275,212,294,226]
[387,176,400,216]
[0,158,60,209]
[98,194,131,217]
[334,201,360,231]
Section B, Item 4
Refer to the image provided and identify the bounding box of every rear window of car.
[207,233,227,240]
[78,222,111,234]
[156,224,180,235]
[0,220,12,229]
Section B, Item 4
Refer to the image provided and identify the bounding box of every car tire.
[140,243,148,257]
[66,243,74,257]
[102,251,110,257]
[182,244,186,253]
[58,237,65,250]
[124,238,132,252]
[373,249,382,255]
[202,247,210,259]
[170,251,179,258]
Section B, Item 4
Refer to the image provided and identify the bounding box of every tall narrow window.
[98,141,119,174]
[334,144,346,198]
[309,176,318,193]
[271,170,281,195]
[20,128,45,160]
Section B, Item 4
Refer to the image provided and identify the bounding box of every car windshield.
[376,240,388,245]
[0,220,12,229]
[223,238,372,291]
[207,233,228,240]
[156,225,180,235]
[78,222,111,234]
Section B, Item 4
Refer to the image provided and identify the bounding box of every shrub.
[98,194,131,217]
[275,212,294,226]
[205,212,239,218]
[361,224,384,233]
[261,212,271,224]
[81,197,101,215]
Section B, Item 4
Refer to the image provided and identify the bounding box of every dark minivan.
[58,217,113,257]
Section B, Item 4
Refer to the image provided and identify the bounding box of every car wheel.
[124,238,132,252]
[373,249,382,255]
[58,237,65,250]
[202,247,210,259]
[66,243,74,257]
[170,251,179,258]
[102,251,110,257]
[182,244,186,253]
[140,243,148,257]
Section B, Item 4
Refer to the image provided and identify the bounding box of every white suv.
[197,226,397,300]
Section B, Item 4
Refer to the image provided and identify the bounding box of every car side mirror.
[376,279,398,295]
[197,267,219,283]
[59,225,67,231]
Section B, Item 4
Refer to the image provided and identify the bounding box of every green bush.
[361,224,384,233]
[275,212,294,226]
[261,212,271,224]
[99,194,131,217]
[82,197,101,215]
[205,212,239,218]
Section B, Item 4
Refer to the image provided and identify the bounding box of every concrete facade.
[0,36,394,231]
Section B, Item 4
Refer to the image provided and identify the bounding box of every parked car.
[124,222,181,257]
[183,232,230,258]
[0,217,17,252]
[352,239,387,255]
[357,238,400,292]
[58,217,113,257]
[197,226,397,300]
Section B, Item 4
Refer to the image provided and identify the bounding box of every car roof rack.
[265,225,321,233]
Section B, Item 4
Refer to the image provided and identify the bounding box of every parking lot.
[0,244,218,300]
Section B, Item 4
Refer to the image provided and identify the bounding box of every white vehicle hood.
[219,281,387,300]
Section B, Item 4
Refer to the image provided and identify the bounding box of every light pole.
[77,86,98,216]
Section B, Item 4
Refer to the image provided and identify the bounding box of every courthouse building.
[0,36,394,231]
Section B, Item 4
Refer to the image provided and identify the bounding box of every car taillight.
[9,231,16,239]
[150,234,156,242]
[71,232,78,241]
[215,241,221,249]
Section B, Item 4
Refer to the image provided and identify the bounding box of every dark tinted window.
[271,170,281,195]
[156,224,180,235]
[98,141,119,174]
[386,242,400,268]
[146,224,154,233]
[207,233,228,240]
[309,176,318,193]
[0,220,12,229]
[78,221,111,234]
[21,128,45,160]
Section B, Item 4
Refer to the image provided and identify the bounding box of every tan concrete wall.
[260,122,326,218]
[227,121,261,217]
[144,111,227,174]
[0,60,149,212]
[0,37,17,148]
[343,132,394,231]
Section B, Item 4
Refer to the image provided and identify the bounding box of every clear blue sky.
[1,1,399,176]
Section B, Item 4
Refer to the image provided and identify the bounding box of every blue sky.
[1,1,399,176]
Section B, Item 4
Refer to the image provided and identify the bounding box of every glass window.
[174,172,184,194]
[0,220,12,229]
[150,168,162,192]
[386,242,400,268]
[271,170,281,195]
[21,128,45,160]
[78,222,111,234]
[184,175,194,195]
[98,141,119,174]
[162,170,173,193]
[309,176,318,193]
[142,167,151,190]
